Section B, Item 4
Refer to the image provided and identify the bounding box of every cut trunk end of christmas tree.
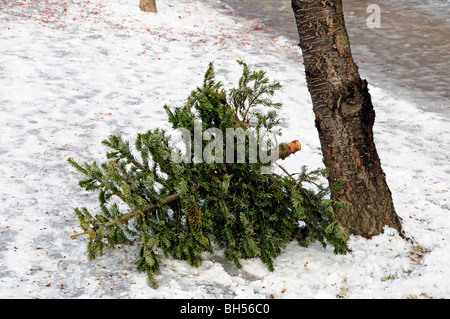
[274,140,301,161]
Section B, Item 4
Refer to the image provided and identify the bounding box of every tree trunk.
[140,0,157,13]
[291,0,402,238]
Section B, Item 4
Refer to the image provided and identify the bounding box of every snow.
[0,0,448,299]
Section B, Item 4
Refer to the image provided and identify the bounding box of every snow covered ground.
[0,0,448,299]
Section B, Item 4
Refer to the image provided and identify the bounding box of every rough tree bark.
[291,0,402,238]
[140,0,157,13]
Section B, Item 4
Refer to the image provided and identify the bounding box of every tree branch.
[71,140,301,240]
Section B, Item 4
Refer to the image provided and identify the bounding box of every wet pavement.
[213,0,450,117]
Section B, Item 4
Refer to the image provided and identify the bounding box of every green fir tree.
[68,61,349,288]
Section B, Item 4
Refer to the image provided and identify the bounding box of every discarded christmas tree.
[68,61,349,288]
